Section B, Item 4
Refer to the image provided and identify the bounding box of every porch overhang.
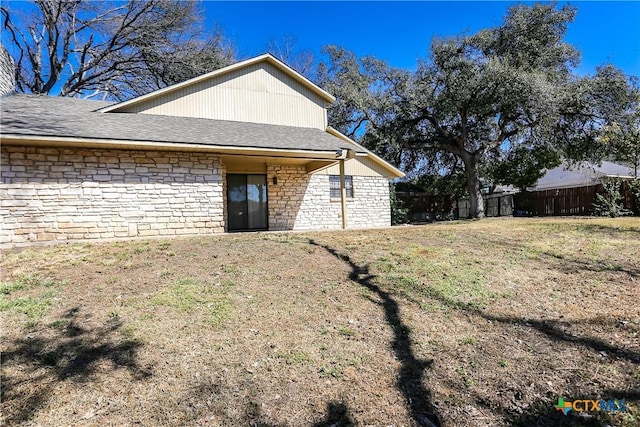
[0,134,347,162]
[1,135,364,178]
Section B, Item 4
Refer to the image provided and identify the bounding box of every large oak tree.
[319,3,636,218]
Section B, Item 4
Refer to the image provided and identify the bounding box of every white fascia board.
[0,134,343,160]
[326,127,405,178]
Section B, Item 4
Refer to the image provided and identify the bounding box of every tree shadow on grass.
[187,376,354,427]
[423,289,639,424]
[242,400,353,427]
[308,239,441,427]
[567,222,640,236]
[310,402,353,427]
[307,237,637,426]
[1,307,151,424]
[424,286,640,364]
[482,232,640,278]
[539,249,640,278]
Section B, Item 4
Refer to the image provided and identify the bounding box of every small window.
[329,175,353,198]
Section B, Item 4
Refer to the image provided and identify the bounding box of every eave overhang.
[0,134,350,163]
[326,127,405,179]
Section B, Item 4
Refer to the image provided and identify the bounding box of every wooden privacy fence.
[513,181,637,216]
[396,192,457,222]
[398,181,637,220]
[513,185,599,216]
[398,192,515,220]
[457,194,514,218]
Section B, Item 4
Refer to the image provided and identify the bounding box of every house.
[511,161,640,216]
[0,54,403,245]
[453,161,639,219]
[527,161,639,191]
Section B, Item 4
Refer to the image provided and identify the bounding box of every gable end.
[101,54,332,130]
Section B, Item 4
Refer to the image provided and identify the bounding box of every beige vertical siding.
[0,45,15,96]
[317,156,387,177]
[124,63,328,129]
[224,160,267,174]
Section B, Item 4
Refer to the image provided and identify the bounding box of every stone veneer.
[267,164,391,231]
[1,147,391,245]
[1,146,224,244]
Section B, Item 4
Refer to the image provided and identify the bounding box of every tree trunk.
[462,153,485,219]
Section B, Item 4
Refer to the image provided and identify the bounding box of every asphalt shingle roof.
[531,161,640,191]
[0,94,364,153]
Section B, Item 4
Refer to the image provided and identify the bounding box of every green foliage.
[319,4,636,219]
[561,65,639,164]
[0,275,63,324]
[1,274,59,296]
[0,293,54,319]
[319,365,342,379]
[0,281,24,295]
[488,145,560,191]
[372,246,501,312]
[397,172,467,196]
[338,327,356,337]
[276,350,313,365]
[15,274,57,288]
[627,178,640,215]
[389,183,409,225]
[151,278,233,327]
[601,102,640,175]
[593,178,633,217]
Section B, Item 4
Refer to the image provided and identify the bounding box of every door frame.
[226,173,269,232]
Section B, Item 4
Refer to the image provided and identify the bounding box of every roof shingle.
[0,94,364,153]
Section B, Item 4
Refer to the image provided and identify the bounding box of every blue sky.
[205,1,640,77]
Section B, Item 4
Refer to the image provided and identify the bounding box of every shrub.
[593,178,633,217]
[629,178,640,215]
[389,183,409,225]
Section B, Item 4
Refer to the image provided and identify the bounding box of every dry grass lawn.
[1,217,639,426]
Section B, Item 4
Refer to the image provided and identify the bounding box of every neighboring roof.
[530,161,639,191]
[493,184,518,194]
[0,94,363,154]
[100,53,335,114]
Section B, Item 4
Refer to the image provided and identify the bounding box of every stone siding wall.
[344,175,392,228]
[267,164,390,230]
[2,147,391,245]
[267,164,312,230]
[1,146,224,244]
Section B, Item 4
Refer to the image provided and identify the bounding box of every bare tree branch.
[267,34,315,79]
[1,0,235,100]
